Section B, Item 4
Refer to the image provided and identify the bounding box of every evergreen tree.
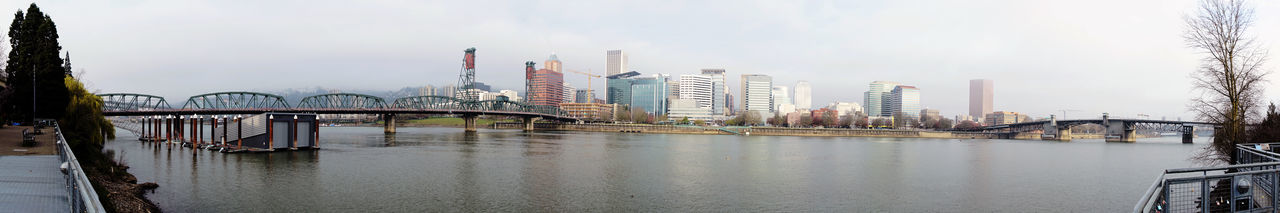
[4,3,69,123]
[62,51,71,76]
[1249,103,1280,143]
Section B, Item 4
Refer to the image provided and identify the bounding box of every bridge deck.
[103,108,579,121]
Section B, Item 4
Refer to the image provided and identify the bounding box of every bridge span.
[965,114,1217,143]
[97,92,577,133]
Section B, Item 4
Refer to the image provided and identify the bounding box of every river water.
[103,127,1206,212]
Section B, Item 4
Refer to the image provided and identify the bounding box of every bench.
[21,129,36,147]
[32,122,44,135]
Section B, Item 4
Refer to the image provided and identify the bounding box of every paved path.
[0,126,70,212]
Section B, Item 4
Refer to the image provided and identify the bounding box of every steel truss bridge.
[97,92,574,132]
[963,115,1218,142]
[99,47,575,133]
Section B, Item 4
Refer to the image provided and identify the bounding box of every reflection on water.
[104,127,1207,212]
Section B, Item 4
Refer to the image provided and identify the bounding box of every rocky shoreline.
[80,149,161,212]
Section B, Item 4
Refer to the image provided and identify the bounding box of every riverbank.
[334,121,1153,140]
[491,123,1008,139]
[78,148,161,212]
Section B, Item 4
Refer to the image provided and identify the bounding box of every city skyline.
[15,0,1280,121]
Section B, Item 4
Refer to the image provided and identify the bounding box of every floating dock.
[213,113,319,152]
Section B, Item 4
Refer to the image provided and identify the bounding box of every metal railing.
[47,120,107,213]
[1135,143,1280,213]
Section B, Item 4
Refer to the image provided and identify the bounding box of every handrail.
[1238,143,1280,159]
[49,120,107,213]
[1133,173,1165,213]
[1165,162,1280,174]
[1164,168,1280,182]
[1135,143,1280,213]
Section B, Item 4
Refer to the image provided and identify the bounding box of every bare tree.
[1186,0,1269,165]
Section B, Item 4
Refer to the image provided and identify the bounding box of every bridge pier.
[383,114,397,134]
[1104,120,1137,142]
[463,115,478,132]
[522,117,538,131]
[1182,125,1194,144]
[1056,126,1072,141]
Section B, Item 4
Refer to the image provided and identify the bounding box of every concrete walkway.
[0,126,70,212]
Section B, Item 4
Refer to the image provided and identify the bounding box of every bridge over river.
[97,48,577,134]
[963,114,1217,143]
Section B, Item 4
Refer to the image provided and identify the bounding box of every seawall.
[493,123,1008,139]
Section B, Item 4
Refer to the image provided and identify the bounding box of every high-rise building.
[740,74,774,115]
[679,74,713,109]
[794,81,812,110]
[889,85,920,125]
[773,86,793,115]
[702,69,727,115]
[606,71,640,105]
[726,93,735,115]
[441,83,456,97]
[630,75,669,115]
[418,85,437,97]
[666,78,680,109]
[606,50,627,76]
[970,79,993,119]
[863,81,900,117]
[527,68,564,106]
[574,89,594,103]
[773,86,792,105]
[545,54,562,73]
[562,82,575,104]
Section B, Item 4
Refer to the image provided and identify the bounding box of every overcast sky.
[9,0,1280,120]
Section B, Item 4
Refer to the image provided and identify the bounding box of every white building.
[418,85,437,97]
[480,90,521,102]
[828,102,862,117]
[679,74,713,109]
[607,50,628,76]
[667,99,716,121]
[562,82,575,104]
[740,74,774,115]
[772,86,792,112]
[501,90,521,102]
[794,81,811,110]
[776,103,797,116]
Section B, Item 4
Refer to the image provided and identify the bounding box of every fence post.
[1162,179,1169,212]
[1204,178,1211,213]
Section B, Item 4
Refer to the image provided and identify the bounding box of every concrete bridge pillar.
[1056,126,1072,141]
[383,114,397,133]
[1182,125,1194,144]
[522,117,538,131]
[1104,120,1137,142]
[463,115,478,132]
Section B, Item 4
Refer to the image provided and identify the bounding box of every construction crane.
[1060,109,1081,120]
[565,69,602,101]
